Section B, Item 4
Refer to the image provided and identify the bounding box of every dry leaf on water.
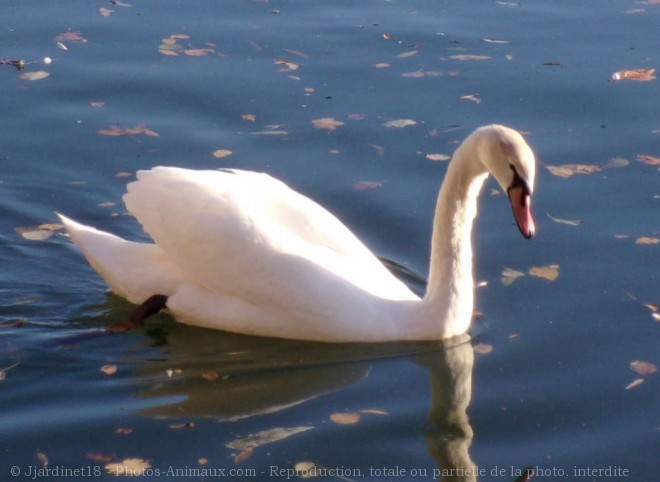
[19,71,50,81]
[329,412,361,425]
[603,157,630,169]
[106,458,151,476]
[473,343,494,354]
[625,378,644,390]
[241,113,257,122]
[99,7,113,16]
[98,124,159,137]
[501,267,525,285]
[528,265,559,281]
[636,154,660,165]
[383,119,417,128]
[115,427,132,435]
[213,149,232,159]
[449,54,491,61]
[636,237,660,245]
[630,360,657,375]
[312,118,344,130]
[100,364,118,375]
[611,68,656,81]
[16,224,64,241]
[274,59,301,71]
[359,408,388,415]
[426,153,451,162]
[295,461,318,479]
[233,448,253,464]
[460,94,481,104]
[201,370,220,381]
[353,181,383,191]
[546,164,601,178]
[546,213,581,227]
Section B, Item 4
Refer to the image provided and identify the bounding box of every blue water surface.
[1,1,658,481]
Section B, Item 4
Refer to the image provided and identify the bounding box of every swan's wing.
[123,167,415,301]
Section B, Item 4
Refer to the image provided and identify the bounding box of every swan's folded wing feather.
[123,167,416,301]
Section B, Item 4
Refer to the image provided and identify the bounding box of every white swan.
[59,124,536,342]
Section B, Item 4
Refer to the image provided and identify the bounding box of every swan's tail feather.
[57,214,184,304]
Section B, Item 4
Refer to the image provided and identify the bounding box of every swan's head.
[471,125,536,239]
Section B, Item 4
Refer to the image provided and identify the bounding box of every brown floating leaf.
[19,71,50,81]
[115,427,133,435]
[546,164,601,178]
[636,237,660,245]
[212,149,233,159]
[184,48,214,57]
[201,370,220,381]
[105,458,151,476]
[630,360,657,375]
[54,31,87,44]
[330,412,361,425]
[373,62,391,68]
[611,68,656,81]
[636,154,660,165]
[241,113,257,122]
[274,59,301,71]
[383,119,417,128]
[36,452,49,467]
[295,461,318,479]
[312,117,344,130]
[86,452,114,463]
[233,448,254,464]
[100,364,118,375]
[98,124,159,137]
[528,264,560,281]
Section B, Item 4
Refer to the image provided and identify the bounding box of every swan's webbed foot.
[107,294,168,333]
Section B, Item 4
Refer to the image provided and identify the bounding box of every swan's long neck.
[420,144,488,338]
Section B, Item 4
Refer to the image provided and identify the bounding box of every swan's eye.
[507,165,530,196]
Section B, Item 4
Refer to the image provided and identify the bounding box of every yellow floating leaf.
[105,458,151,476]
[501,267,525,286]
[312,117,344,130]
[100,364,118,375]
[212,149,233,159]
[636,154,660,165]
[473,343,494,354]
[625,378,644,390]
[19,71,50,81]
[98,124,159,137]
[383,119,417,128]
[330,412,361,425]
[528,264,559,281]
[636,237,660,245]
[630,360,657,375]
[426,153,451,162]
[546,164,601,178]
[295,461,318,479]
[611,68,656,81]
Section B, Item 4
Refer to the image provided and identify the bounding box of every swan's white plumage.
[59,124,536,342]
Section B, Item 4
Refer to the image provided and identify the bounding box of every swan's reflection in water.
[135,323,478,481]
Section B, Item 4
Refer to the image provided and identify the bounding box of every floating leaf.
[86,453,114,463]
[227,426,313,451]
[312,117,344,130]
[603,157,630,169]
[636,237,660,245]
[473,343,494,354]
[249,129,288,136]
[397,50,418,58]
[295,462,318,479]
[201,370,220,381]
[546,213,581,227]
[383,119,417,128]
[99,7,113,16]
[233,448,253,464]
[546,164,601,178]
[611,68,656,81]
[90,101,105,108]
[353,180,383,191]
[636,154,660,165]
[625,378,644,390]
[198,458,209,465]
[19,71,50,81]
[501,267,525,286]
[426,153,451,162]
[105,458,151,476]
[528,264,559,281]
[37,452,49,467]
[460,93,481,104]
[630,360,657,375]
[213,149,233,159]
[274,59,301,71]
[373,62,391,68]
[449,54,491,61]
[169,421,195,430]
[482,38,510,44]
[241,113,257,122]
[16,224,63,241]
[98,124,159,137]
[100,364,118,375]
[368,143,385,156]
[329,412,361,425]
[359,409,388,415]
[54,31,87,44]
[184,48,214,57]
[115,427,133,435]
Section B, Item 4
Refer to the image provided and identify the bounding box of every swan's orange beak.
[508,186,535,239]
